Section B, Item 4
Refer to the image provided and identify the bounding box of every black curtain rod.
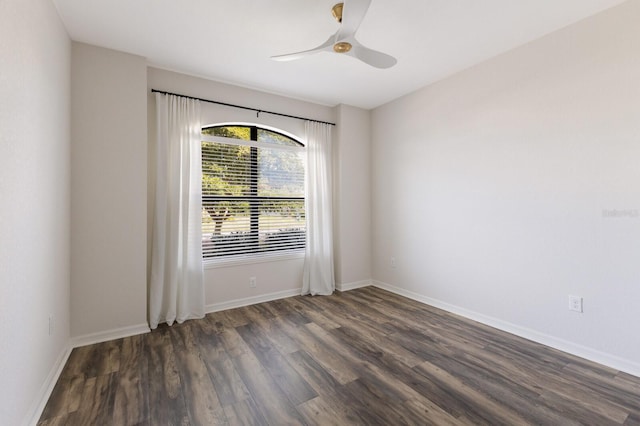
[151,89,336,126]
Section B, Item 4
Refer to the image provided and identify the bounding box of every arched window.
[201,124,305,259]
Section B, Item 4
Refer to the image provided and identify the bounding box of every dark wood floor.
[39,287,640,425]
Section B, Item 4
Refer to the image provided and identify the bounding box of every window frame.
[201,124,306,267]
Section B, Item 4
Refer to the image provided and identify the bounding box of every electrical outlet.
[249,277,257,288]
[568,295,583,313]
[391,257,397,269]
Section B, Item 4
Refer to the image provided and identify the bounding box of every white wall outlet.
[568,295,583,313]
[391,257,397,269]
[249,277,257,288]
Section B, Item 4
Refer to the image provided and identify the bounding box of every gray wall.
[334,105,372,288]
[371,0,640,374]
[0,0,71,423]
[70,43,148,338]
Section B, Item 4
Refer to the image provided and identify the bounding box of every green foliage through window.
[202,125,305,258]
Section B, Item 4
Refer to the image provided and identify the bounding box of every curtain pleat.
[150,93,205,328]
[302,121,335,296]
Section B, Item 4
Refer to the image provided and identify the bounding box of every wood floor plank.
[170,324,227,425]
[247,311,301,355]
[223,398,268,426]
[286,350,377,424]
[277,319,360,385]
[311,292,398,336]
[71,373,117,426]
[39,377,74,420]
[331,323,424,368]
[244,303,276,321]
[36,415,68,426]
[413,360,531,425]
[205,357,251,407]
[221,307,251,328]
[194,322,228,363]
[70,339,121,379]
[297,395,363,425]
[218,327,252,358]
[59,345,93,380]
[343,378,415,425]
[65,375,85,413]
[297,306,342,330]
[402,397,471,426]
[145,327,190,426]
[235,322,317,406]
[269,298,313,327]
[39,287,640,425]
[196,314,252,409]
[564,362,640,411]
[618,372,640,391]
[286,350,342,394]
[104,338,122,374]
[483,341,635,422]
[411,341,578,425]
[112,334,149,425]
[204,310,238,333]
[231,352,306,425]
[624,412,640,426]
[538,390,625,425]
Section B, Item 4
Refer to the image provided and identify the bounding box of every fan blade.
[337,0,372,41]
[271,34,335,61]
[348,41,397,69]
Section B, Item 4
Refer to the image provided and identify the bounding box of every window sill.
[203,250,305,269]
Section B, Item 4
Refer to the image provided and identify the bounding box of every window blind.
[202,129,305,259]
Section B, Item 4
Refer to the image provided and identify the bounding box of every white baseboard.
[71,323,151,348]
[206,279,379,313]
[372,280,640,378]
[24,343,72,426]
[206,280,376,313]
[206,288,302,313]
[336,279,372,292]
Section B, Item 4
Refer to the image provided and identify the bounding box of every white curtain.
[149,93,205,329]
[302,121,335,296]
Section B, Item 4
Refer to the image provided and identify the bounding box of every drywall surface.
[371,1,640,373]
[147,68,345,307]
[71,43,148,337]
[334,105,372,287]
[0,0,71,423]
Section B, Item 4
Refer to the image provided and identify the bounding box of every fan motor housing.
[332,3,344,22]
[333,41,352,53]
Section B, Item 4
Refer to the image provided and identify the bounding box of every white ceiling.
[52,0,627,109]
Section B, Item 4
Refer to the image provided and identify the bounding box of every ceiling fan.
[271,0,397,69]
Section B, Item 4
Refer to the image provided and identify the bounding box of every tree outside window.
[202,125,305,258]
